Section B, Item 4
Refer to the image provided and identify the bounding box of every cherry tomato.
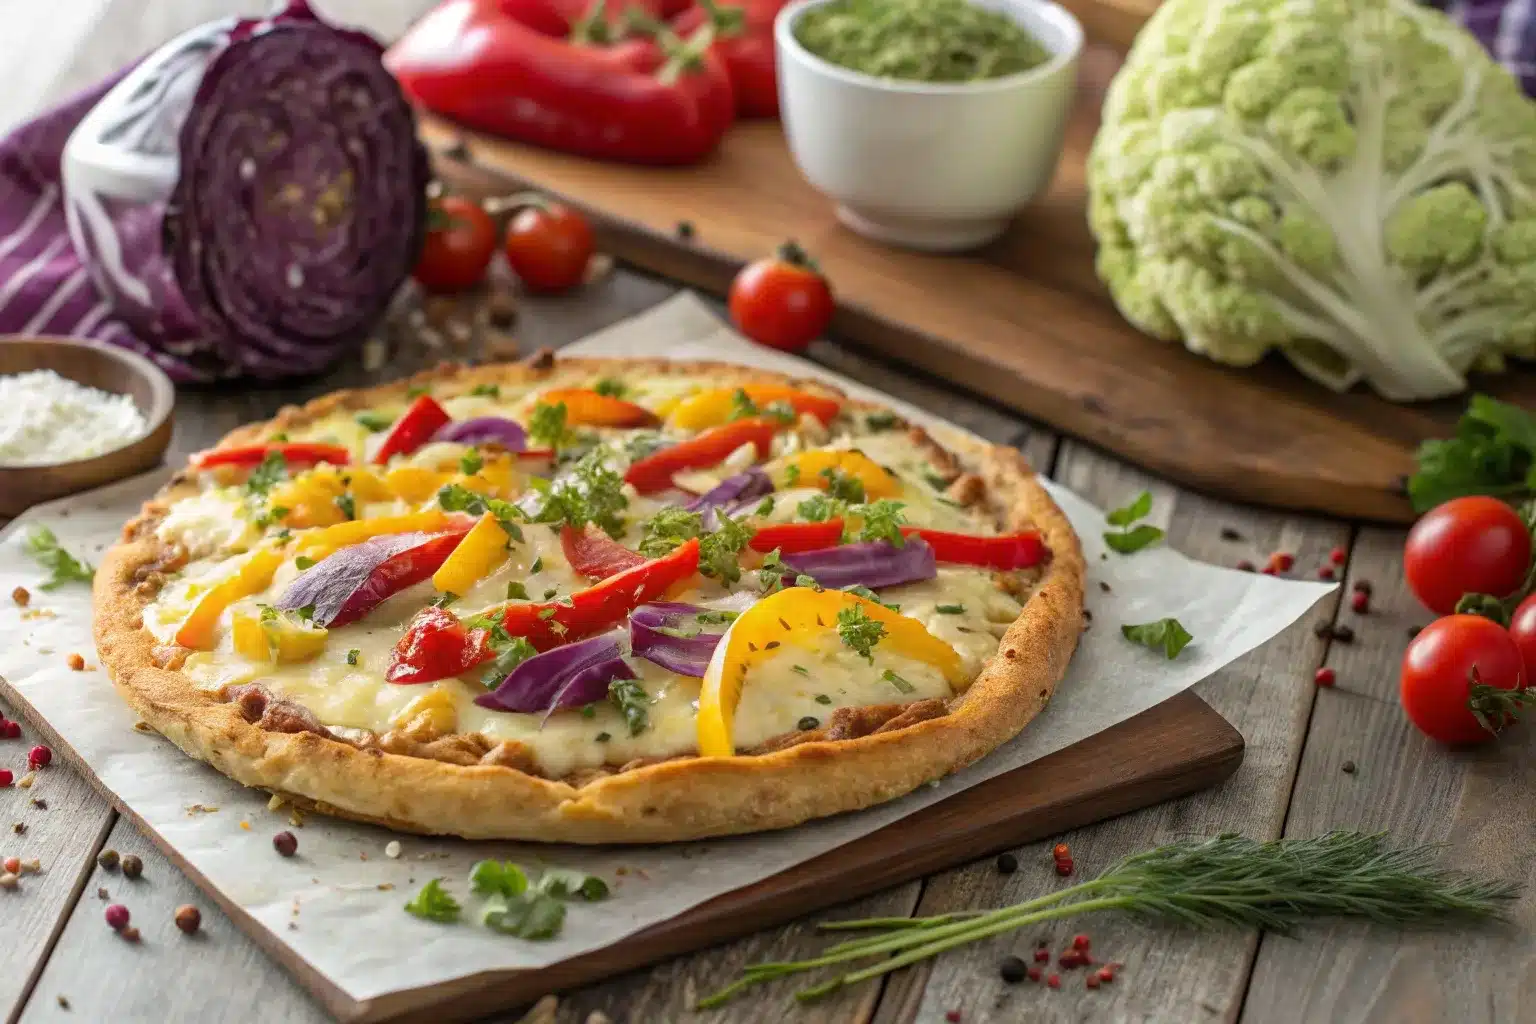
[728,241,834,352]
[504,202,594,294]
[1509,595,1536,678]
[1403,496,1531,615]
[413,196,498,293]
[1400,614,1526,745]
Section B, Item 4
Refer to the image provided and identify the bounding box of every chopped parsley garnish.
[608,678,652,735]
[472,621,538,685]
[470,384,501,399]
[593,377,626,398]
[528,400,572,450]
[865,410,899,431]
[346,648,360,666]
[334,493,356,521]
[295,555,316,570]
[1103,490,1164,555]
[936,603,966,615]
[580,703,598,718]
[784,464,801,486]
[436,483,527,543]
[850,499,906,546]
[531,450,628,537]
[406,386,429,399]
[1122,618,1193,659]
[755,495,775,516]
[506,581,530,601]
[843,584,898,611]
[756,549,793,591]
[639,507,704,558]
[254,505,289,529]
[459,447,484,476]
[763,400,797,424]
[793,665,811,677]
[813,692,831,703]
[537,869,610,901]
[267,432,288,443]
[355,411,394,432]
[820,467,866,503]
[796,493,844,522]
[728,388,758,421]
[470,860,566,940]
[23,527,94,590]
[794,574,823,590]
[293,604,317,623]
[922,469,950,491]
[882,668,916,693]
[246,451,287,497]
[697,509,754,583]
[696,609,739,625]
[621,432,667,462]
[404,879,461,923]
[836,605,886,662]
[432,592,458,609]
[595,731,611,742]
[530,556,544,574]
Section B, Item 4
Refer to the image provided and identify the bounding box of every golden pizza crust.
[94,355,1085,843]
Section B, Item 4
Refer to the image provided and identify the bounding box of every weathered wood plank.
[1241,527,1536,1024]
[870,442,1347,1024]
[16,813,328,1024]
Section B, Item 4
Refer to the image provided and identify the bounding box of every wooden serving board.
[422,45,1536,526]
[6,677,1240,1023]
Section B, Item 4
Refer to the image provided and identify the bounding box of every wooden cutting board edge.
[0,673,1241,1024]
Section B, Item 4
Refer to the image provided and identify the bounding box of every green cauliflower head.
[1087,0,1536,400]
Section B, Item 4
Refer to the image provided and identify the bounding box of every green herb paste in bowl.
[793,0,1052,83]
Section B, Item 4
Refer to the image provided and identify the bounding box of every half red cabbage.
[275,528,468,627]
[629,602,733,678]
[432,417,529,451]
[780,538,937,590]
[475,632,635,716]
[60,0,428,380]
[684,468,774,514]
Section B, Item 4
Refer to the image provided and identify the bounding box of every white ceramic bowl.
[775,0,1084,252]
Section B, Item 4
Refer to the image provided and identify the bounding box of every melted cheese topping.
[146,373,1029,777]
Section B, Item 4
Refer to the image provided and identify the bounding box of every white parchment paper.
[0,294,1333,1005]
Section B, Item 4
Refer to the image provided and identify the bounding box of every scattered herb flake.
[506,581,530,601]
[837,605,886,662]
[459,448,484,477]
[346,649,360,666]
[23,528,94,590]
[470,384,501,399]
[404,879,461,923]
[355,411,394,433]
[593,378,626,398]
[882,668,916,693]
[936,604,965,615]
[608,678,652,736]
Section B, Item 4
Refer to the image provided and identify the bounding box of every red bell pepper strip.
[561,524,649,579]
[372,395,452,465]
[671,0,788,118]
[386,0,735,166]
[900,527,1047,570]
[748,518,845,553]
[624,417,779,494]
[191,442,351,469]
[541,388,662,428]
[387,538,701,682]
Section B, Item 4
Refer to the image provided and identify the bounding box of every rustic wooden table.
[2,3,1533,1022]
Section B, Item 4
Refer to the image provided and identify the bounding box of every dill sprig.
[697,831,1519,1008]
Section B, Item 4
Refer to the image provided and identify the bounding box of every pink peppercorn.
[1086,974,1100,989]
[0,769,12,788]
[945,1012,961,1023]
[1350,590,1370,614]
[1317,566,1335,580]
[1,720,20,739]
[1236,559,1255,572]
[1047,973,1061,989]
[2,857,18,875]
[1330,546,1346,565]
[1034,948,1050,963]
[1027,967,1042,982]
[1097,967,1116,984]
[105,904,130,931]
[1315,667,1336,687]
[27,745,51,771]
[1072,934,1091,951]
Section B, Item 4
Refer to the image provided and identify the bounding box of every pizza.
[94,354,1085,843]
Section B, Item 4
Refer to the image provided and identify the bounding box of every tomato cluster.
[414,196,595,296]
[1400,496,1536,745]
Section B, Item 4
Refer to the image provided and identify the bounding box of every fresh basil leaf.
[23,527,95,590]
[1122,618,1193,659]
[483,893,565,939]
[1103,523,1164,554]
[1106,490,1153,527]
[403,878,460,923]
[537,869,609,901]
[469,859,528,899]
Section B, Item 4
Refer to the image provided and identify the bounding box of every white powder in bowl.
[0,369,149,466]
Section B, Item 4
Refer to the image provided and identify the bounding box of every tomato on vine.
[1403,496,1531,615]
[503,201,594,294]
[1508,595,1536,677]
[728,241,834,353]
[1400,614,1531,745]
[414,196,498,293]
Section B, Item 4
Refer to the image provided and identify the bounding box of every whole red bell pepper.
[671,0,788,118]
[372,394,453,464]
[387,537,700,682]
[191,442,351,469]
[387,0,735,165]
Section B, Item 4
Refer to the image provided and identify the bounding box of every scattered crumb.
[267,795,286,812]
[289,811,305,828]
[22,610,57,622]
[288,922,298,931]
[97,887,109,900]
[11,586,29,607]
[13,822,26,835]
[385,840,402,859]
[584,1012,612,1024]
[18,773,35,789]
[30,798,46,810]
[1097,581,1111,593]
[359,852,369,861]
[0,873,17,890]
[615,866,628,877]
[21,859,41,874]
[240,821,251,831]
[66,652,85,671]
[133,721,155,734]
[583,252,615,285]
[56,995,69,1010]
[376,883,395,891]
[186,803,219,815]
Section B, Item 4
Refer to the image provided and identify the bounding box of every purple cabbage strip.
[684,468,774,513]
[780,537,936,590]
[629,602,732,677]
[275,531,441,627]
[475,632,635,717]
[432,416,529,451]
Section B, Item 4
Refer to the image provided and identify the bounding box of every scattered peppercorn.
[676,220,696,240]
[1,720,20,739]
[999,956,1027,983]
[96,887,109,900]
[1350,590,1370,614]
[1055,859,1074,876]
[11,586,29,607]
[1352,579,1373,596]
[31,798,47,809]
[797,716,820,731]
[119,926,140,943]
[1033,948,1050,963]
[1059,951,1085,968]
[120,855,143,880]
[273,831,298,857]
[1027,967,1042,982]
[1407,625,1422,638]
[12,822,25,835]
[56,995,68,1009]
[1096,967,1115,984]
[1342,760,1356,774]
[1331,624,1355,643]
[27,745,51,770]
[0,872,17,891]
[1072,934,1091,951]
[1317,566,1335,580]
[97,849,120,872]
[3,857,18,875]
[945,1011,961,1023]
[1052,843,1070,859]
[1047,973,1061,989]
[0,770,11,788]
[1315,667,1336,687]
[105,904,130,931]
[995,852,1018,874]
[1261,565,1277,575]
[1086,974,1100,989]
[174,904,202,935]
[1219,526,1242,541]
[1236,559,1256,572]
[66,653,85,671]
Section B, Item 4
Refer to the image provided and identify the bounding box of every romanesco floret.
[1087,0,1536,400]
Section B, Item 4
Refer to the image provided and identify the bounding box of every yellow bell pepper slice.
[385,466,453,503]
[696,587,962,756]
[174,548,285,649]
[231,605,329,664]
[296,512,464,558]
[774,449,901,499]
[431,513,510,595]
[668,385,841,431]
[392,685,460,734]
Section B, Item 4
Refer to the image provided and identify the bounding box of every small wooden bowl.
[0,337,175,518]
